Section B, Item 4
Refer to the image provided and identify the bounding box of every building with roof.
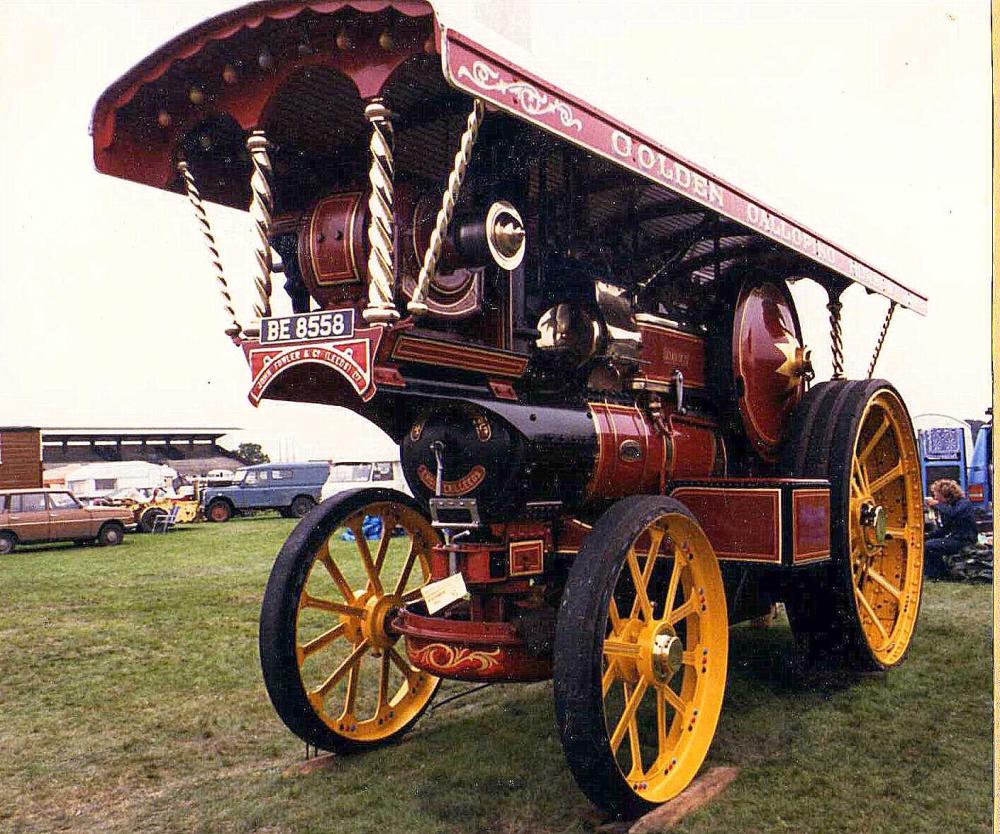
[40,428,242,477]
[0,427,43,489]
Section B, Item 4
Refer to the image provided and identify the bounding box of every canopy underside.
[90,0,926,314]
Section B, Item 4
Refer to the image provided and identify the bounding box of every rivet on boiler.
[157,110,171,128]
[222,64,238,85]
[336,29,352,50]
[378,30,395,51]
[189,87,205,105]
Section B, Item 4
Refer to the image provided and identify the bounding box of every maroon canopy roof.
[90,0,926,314]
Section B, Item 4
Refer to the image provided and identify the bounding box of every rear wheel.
[783,380,924,670]
[290,495,316,518]
[97,522,125,547]
[207,500,232,523]
[139,508,165,533]
[0,532,16,555]
[260,488,441,753]
[554,496,728,818]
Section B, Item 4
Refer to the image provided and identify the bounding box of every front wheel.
[207,500,232,523]
[259,488,441,753]
[554,496,729,819]
[0,532,16,555]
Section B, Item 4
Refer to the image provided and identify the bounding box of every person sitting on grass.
[924,479,978,579]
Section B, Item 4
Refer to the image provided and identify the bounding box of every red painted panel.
[670,487,781,563]
[392,335,528,378]
[304,192,365,286]
[668,416,719,480]
[243,324,383,405]
[586,403,665,500]
[397,609,552,682]
[635,320,706,389]
[509,539,544,576]
[733,281,806,459]
[555,517,592,555]
[792,489,831,563]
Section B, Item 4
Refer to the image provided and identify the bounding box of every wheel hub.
[635,621,683,685]
[362,593,403,650]
[859,502,888,546]
[648,624,683,684]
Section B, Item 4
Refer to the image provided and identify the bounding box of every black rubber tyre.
[781,379,924,672]
[289,495,316,518]
[97,522,125,547]
[207,499,232,523]
[260,488,441,754]
[139,508,165,533]
[0,532,16,555]
[554,495,728,819]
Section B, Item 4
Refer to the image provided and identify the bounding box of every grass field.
[0,518,991,834]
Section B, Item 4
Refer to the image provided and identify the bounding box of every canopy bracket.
[867,301,897,379]
[362,97,400,324]
[176,159,242,341]
[246,130,275,326]
[825,283,848,380]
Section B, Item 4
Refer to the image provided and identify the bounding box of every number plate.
[260,310,355,344]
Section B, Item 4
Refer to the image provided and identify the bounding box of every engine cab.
[90,0,928,666]
[91,0,930,815]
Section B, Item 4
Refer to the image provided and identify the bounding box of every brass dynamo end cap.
[485,200,526,271]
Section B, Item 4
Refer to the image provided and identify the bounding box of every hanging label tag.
[420,572,468,615]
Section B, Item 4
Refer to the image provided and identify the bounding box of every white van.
[319,461,411,502]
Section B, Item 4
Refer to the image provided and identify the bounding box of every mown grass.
[0,519,991,834]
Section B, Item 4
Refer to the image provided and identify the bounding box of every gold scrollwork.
[457,61,583,131]
[410,642,503,673]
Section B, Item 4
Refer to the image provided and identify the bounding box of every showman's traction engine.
[91,1,928,818]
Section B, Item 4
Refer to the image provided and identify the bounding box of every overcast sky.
[0,1,990,461]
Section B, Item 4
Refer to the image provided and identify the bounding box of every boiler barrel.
[400,398,721,521]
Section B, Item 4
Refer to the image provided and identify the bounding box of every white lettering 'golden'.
[610,130,723,208]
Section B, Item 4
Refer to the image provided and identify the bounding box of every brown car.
[0,489,132,554]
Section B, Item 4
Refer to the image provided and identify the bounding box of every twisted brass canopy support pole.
[827,294,845,380]
[362,98,400,324]
[409,98,485,316]
[176,159,242,339]
[246,130,275,322]
[867,300,897,379]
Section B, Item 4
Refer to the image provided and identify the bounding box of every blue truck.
[918,417,992,520]
[967,422,992,507]
[202,462,330,523]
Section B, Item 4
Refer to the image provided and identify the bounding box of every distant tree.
[234,442,270,465]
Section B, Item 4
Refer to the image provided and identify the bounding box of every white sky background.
[0,0,991,461]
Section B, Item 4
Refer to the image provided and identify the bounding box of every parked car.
[202,462,330,523]
[0,488,132,554]
[320,460,411,503]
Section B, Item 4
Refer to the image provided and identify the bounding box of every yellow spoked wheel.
[554,496,728,819]
[260,488,441,752]
[847,389,923,665]
[783,379,924,670]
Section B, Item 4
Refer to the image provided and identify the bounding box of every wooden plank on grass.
[628,767,740,833]
[282,753,338,777]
